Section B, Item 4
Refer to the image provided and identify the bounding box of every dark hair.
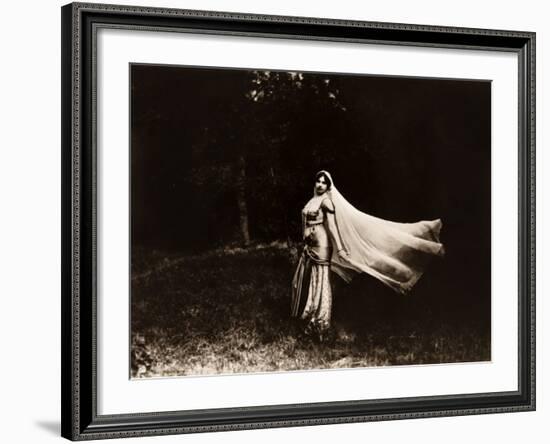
[315,171,332,190]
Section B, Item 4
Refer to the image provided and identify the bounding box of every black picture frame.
[61,2,536,440]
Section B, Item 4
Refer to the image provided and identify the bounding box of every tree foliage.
[187,70,348,245]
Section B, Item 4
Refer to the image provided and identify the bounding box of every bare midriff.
[304,222,331,249]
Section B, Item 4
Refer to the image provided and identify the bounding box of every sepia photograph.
[130,63,491,378]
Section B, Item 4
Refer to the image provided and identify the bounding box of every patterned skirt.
[291,245,333,331]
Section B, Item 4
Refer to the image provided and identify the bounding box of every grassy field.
[131,244,490,378]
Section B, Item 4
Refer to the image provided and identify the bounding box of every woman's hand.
[304,233,315,247]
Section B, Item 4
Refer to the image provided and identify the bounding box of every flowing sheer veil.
[320,171,445,294]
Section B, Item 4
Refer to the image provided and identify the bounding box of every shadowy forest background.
[130,64,491,377]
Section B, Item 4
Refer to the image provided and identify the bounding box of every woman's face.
[315,175,329,195]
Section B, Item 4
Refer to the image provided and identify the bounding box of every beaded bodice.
[302,198,326,226]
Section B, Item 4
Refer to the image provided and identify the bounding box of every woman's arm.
[322,199,347,256]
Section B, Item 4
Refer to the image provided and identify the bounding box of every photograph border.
[61,2,535,440]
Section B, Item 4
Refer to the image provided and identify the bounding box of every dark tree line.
[131,65,490,279]
[132,66,357,250]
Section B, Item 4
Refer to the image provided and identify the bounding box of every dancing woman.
[291,170,445,337]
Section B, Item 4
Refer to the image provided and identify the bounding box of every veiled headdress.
[318,171,444,294]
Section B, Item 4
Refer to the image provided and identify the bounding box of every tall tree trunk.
[236,155,251,246]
